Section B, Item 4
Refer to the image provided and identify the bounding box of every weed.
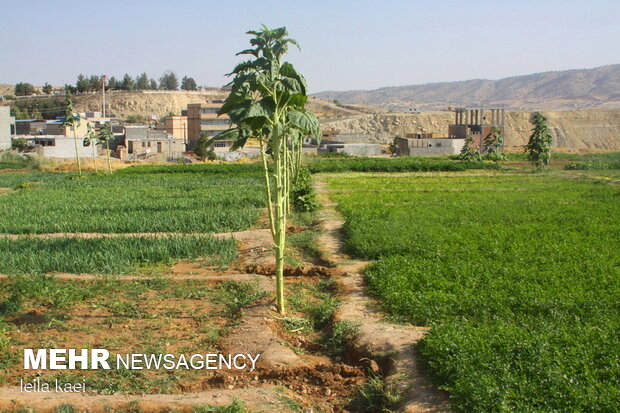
[322,320,360,356]
[192,399,251,413]
[349,375,402,412]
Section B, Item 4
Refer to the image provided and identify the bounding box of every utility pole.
[102,75,107,117]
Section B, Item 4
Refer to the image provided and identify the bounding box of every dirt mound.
[243,263,336,277]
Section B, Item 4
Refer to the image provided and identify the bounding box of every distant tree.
[181,76,198,91]
[11,137,28,152]
[121,74,135,91]
[64,84,77,94]
[525,112,553,168]
[148,78,158,90]
[63,91,83,175]
[84,123,99,173]
[135,72,149,90]
[482,126,505,162]
[30,107,42,120]
[159,71,178,90]
[42,83,53,95]
[14,82,36,96]
[107,76,119,90]
[76,74,89,93]
[88,75,101,92]
[194,132,216,161]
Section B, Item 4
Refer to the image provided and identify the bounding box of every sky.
[0,0,619,93]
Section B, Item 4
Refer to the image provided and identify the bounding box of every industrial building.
[448,107,505,149]
[159,115,188,144]
[187,101,232,149]
[396,136,465,156]
[0,107,16,150]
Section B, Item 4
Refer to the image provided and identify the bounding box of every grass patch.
[348,375,403,412]
[305,157,499,173]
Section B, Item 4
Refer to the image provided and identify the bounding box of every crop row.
[306,157,499,173]
[0,235,237,275]
[327,172,620,412]
[0,171,265,234]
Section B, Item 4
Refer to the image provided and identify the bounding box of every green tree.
[194,132,216,161]
[42,83,53,95]
[148,78,158,90]
[217,26,321,314]
[63,91,82,175]
[64,84,77,95]
[30,107,42,120]
[459,136,481,161]
[525,112,553,168]
[76,74,89,93]
[181,76,198,91]
[88,75,101,92]
[482,126,505,161]
[136,72,149,90]
[98,122,114,174]
[121,74,134,91]
[11,137,28,152]
[107,76,119,90]
[14,82,35,96]
[159,71,178,90]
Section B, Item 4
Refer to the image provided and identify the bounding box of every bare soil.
[0,222,367,412]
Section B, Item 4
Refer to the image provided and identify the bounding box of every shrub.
[291,167,319,212]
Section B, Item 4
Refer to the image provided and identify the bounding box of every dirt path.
[314,177,452,413]
[0,386,289,412]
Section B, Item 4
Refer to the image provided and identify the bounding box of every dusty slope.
[313,64,620,110]
[320,109,620,151]
[74,90,227,118]
[71,92,364,119]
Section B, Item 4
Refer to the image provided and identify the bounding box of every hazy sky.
[1,0,618,92]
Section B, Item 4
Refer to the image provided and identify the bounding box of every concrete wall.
[324,143,382,156]
[398,137,465,156]
[0,107,15,150]
[33,137,96,158]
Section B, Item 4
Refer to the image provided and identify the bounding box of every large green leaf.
[287,111,321,140]
[287,93,308,108]
[280,62,307,95]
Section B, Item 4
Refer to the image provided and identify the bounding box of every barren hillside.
[314,64,620,111]
[320,109,620,151]
[68,91,364,119]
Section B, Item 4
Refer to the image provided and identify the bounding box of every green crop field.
[0,168,264,234]
[326,171,620,412]
[0,164,266,274]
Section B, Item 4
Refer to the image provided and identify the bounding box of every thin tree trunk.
[106,141,112,174]
[73,128,82,175]
[92,140,98,173]
[260,140,276,240]
[272,123,286,314]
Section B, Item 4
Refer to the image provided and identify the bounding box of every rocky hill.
[320,109,620,151]
[69,91,364,119]
[313,64,620,111]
